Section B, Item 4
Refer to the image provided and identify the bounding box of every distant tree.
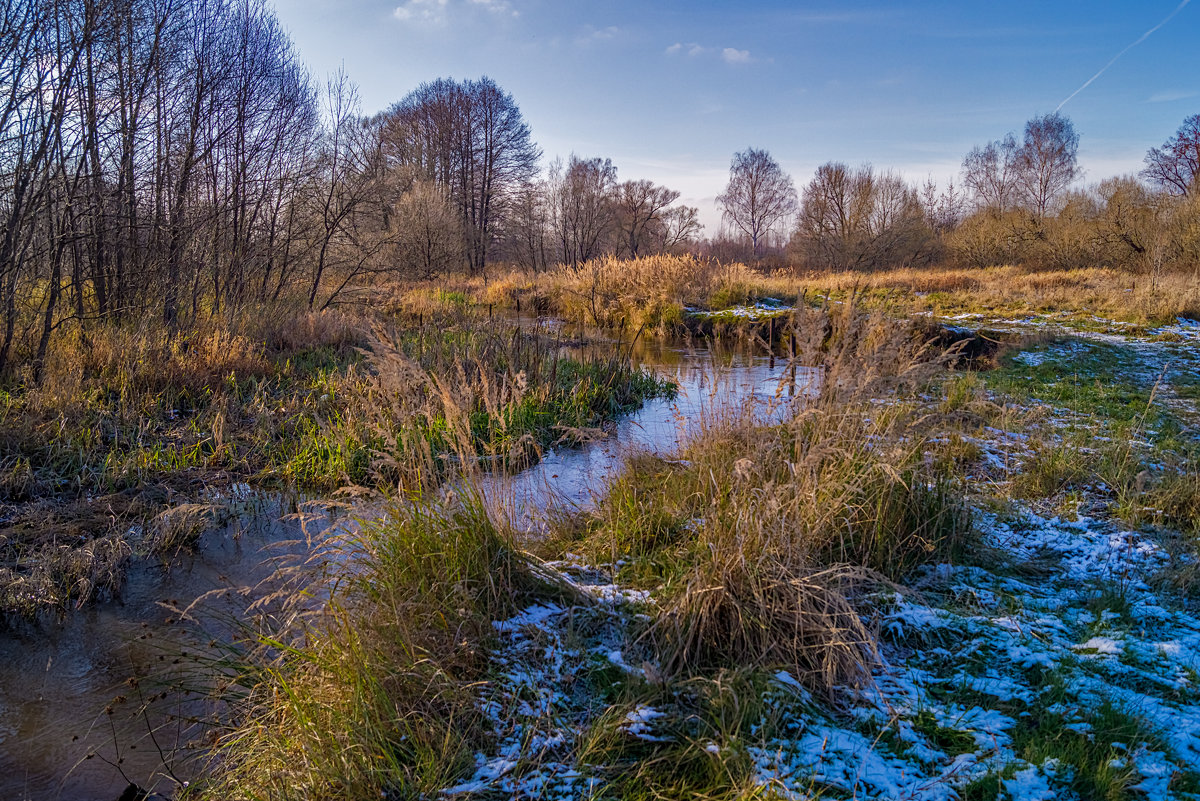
[1142,114,1200,196]
[793,163,933,271]
[615,179,679,257]
[946,209,1035,268]
[961,134,1020,212]
[306,70,387,310]
[919,177,965,233]
[548,155,617,268]
[381,76,540,274]
[505,179,552,271]
[1094,176,1154,268]
[716,148,798,256]
[393,181,463,278]
[656,205,704,253]
[1016,112,1080,219]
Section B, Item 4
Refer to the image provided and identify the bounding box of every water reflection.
[486,338,818,532]
[0,328,811,799]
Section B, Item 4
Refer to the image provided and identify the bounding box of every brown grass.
[792,264,1200,324]
[577,300,972,697]
[451,258,1200,330]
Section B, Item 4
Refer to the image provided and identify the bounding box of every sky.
[271,0,1198,232]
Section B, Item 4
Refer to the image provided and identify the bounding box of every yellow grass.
[399,258,1200,328]
[778,265,1199,324]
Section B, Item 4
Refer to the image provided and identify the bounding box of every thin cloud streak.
[1056,0,1192,111]
[1147,89,1199,103]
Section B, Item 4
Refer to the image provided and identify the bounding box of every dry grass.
[576,301,972,697]
[472,258,1200,329]
[792,264,1200,324]
[27,304,364,415]
[191,492,561,800]
[448,257,1200,332]
[378,257,1200,337]
[534,255,770,330]
[148,502,235,556]
[0,530,130,617]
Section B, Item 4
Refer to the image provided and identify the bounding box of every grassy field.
[385,257,1200,335]
[0,301,671,619]
[8,258,1200,799]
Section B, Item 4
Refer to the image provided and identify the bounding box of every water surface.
[0,333,811,799]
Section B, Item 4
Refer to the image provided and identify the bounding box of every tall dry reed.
[583,299,972,697]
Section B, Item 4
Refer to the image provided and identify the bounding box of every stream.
[0,334,814,800]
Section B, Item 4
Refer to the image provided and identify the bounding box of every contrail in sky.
[1056,0,1192,111]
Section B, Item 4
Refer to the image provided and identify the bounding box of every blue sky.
[272,0,1198,231]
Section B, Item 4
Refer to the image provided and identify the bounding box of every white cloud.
[393,0,447,23]
[393,0,515,24]
[1147,89,1199,103]
[666,42,753,64]
[576,25,620,45]
[468,0,517,17]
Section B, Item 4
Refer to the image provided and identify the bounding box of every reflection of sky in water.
[486,348,819,532]
[0,497,320,800]
[0,335,808,798]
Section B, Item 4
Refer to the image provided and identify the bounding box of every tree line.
[720,112,1200,275]
[0,0,704,379]
[3,0,1199,378]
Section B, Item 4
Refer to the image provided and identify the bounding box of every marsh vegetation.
[4,1,1200,797]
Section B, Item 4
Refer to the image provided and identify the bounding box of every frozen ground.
[686,298,792,322]
[444,315,1200,800]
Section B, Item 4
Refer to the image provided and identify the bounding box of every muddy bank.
[0,494,342,800]
[0,333,803,799]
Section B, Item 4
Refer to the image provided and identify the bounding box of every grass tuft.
[572,302,972,697]
[193,491,559,800]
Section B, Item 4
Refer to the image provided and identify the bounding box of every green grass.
[0,310,673,619]
[1011,438,1090,499]
[910,710,979,757]
[193,492,565,801]
[987,341,1168,433]
[574,669,779,801]
[1016,701,1164,801]
[707,282,755,311]
[982,336,1200,539]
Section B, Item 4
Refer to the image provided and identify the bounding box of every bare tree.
[961,133,1020,212]
[503,178,551,271]
[655,204,703,253]
[381,76,540,275]
[919,176,965,233]
[1016,112,1080,219]
[614,179,678,257]
[393,180,462,278]
[716,147,797,256]
[793,163,933,271]
[547,155,617,268]
[305,70,394,310]
[1143,114,1200,196]
[0,0,368,376]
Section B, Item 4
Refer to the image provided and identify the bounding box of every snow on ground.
[443,560,655,799]
[442,316,1200,800]
[686,298,791,321]
[452,501,1200,799]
